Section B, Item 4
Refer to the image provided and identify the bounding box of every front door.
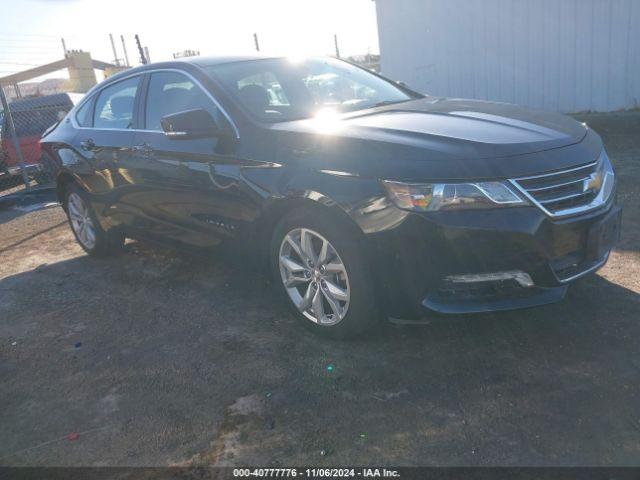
[126,70,258,247]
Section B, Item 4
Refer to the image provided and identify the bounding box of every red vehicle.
[1,93,82,185]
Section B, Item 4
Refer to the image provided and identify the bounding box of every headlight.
[597,149,615,202]
[382,180,526,211]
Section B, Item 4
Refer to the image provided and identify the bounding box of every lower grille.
[436,278,536,302]
[551,253,610,283]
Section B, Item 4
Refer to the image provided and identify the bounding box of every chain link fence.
[0,84,80,198]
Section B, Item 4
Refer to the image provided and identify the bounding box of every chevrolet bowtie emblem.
[583,171,603,193]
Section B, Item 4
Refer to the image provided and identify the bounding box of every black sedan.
[41,56,621,338]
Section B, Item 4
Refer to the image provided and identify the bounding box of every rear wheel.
[65,184,123,256]
[270,208,379,339]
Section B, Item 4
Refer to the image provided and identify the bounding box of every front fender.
[242,165,407,235]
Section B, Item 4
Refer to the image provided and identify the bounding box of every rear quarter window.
[93,76,141,129]
[75,98,94,127]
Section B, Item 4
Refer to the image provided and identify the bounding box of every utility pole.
[334,34,340,59]
[109,34,120,66]
[135,34,147,64]
[0,85,30,190]
[253,33,260,52]
[61,37,68,57]
[120,35,130,67]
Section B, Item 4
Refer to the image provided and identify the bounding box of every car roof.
[184,54,279,67]
[96,54,285,89]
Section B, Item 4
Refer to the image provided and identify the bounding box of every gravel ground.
[0,113,639,467]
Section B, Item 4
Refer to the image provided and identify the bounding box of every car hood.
[268,98,597,181]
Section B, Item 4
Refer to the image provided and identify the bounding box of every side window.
[93,76,140,129]
[75,97,94,127]
[145,71,222,131]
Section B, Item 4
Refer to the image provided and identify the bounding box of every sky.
[0,0,380,79]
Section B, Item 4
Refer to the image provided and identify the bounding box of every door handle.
[80,139,96,151]
[132,142,154,154]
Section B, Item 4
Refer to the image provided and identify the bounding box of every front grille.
[510,161,602,217]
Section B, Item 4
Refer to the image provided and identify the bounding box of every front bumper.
[367,200,621,318]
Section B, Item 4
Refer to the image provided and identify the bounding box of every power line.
[0,45,62,49]
[0,52,61,57]
[0,62,41,67]
[0,42,62,48]
[0,33,74,38]
[0,49,62,54]
[0,57,63,63]
[0,41,59,46]
[0,60,62,66]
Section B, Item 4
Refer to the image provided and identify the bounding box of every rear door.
[126,69,251,246]
[73,75,142,226]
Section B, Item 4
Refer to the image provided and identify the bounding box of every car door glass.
[93,76,140,129]
[75,97,94,127]
[145,71,223,131]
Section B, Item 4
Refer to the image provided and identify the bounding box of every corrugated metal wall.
[375,0,640,112]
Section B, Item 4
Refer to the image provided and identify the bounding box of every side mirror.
[160,108,220,139]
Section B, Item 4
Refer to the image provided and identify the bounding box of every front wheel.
[270,208,379,339]
[65,184,124,256]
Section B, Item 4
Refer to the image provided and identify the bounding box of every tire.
[64,183,124,257]
[270,207,379,339]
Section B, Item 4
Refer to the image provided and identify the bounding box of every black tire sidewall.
[270,207,379,339]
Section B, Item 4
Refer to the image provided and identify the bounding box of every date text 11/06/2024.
[232,468,401,477]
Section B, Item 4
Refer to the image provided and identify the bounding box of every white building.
[374,0,640,112]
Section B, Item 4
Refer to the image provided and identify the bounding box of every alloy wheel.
[68,192,96,250]
[279,228,350,325]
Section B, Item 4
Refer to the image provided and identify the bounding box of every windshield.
[205,57,416,123]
